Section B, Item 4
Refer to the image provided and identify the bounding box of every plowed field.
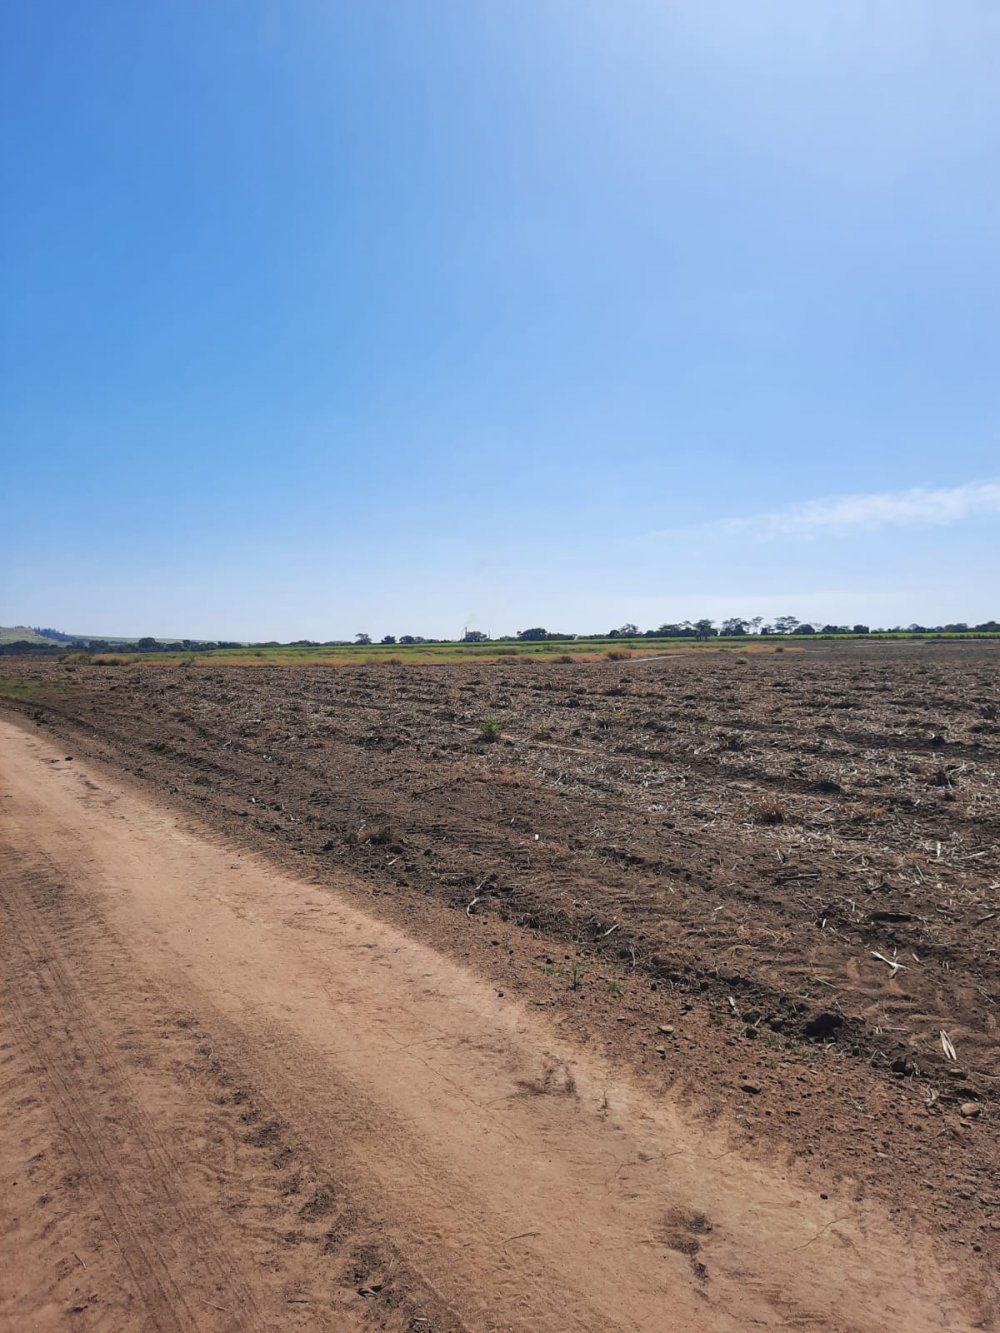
[1,640,997,1328]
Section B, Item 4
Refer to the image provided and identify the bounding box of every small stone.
[960,1102,981,1118]
[658,1024,675,1035]
[741,1082,762,1095]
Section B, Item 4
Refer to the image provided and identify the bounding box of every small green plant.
[570,964,582,991]
[607,980,625,996]
[479,713,502,742]
[533,723,552,740]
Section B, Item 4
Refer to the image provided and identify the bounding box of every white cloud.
[639,480,1000,545]
[734,480,1000,537]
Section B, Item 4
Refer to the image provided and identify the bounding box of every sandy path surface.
[0,716,981,1331]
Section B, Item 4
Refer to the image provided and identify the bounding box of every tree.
[136,637,159,651]
[749,617,763,634]
[462,630,489,642]
[694,618,716,640]
[399,635,416,644]
[792,622,816,634]
[355,633,372,645]
[720,617,748,636]
[853,624,870,634]
[611,623,639,638]
[517,627,548,641]
[381,635,396,644]
[773,616,799,635]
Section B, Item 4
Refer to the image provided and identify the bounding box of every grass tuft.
[478,713,502,743]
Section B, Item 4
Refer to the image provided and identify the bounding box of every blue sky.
[3,1,998,639]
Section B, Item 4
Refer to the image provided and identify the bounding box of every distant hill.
[0,625,58,645]
[0,626,199,648]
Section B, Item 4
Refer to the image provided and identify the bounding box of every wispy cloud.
[734,480,1000,537]
[643,480,1000,544]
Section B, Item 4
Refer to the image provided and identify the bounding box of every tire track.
[0,848,267,1333]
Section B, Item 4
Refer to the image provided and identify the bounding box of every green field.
[6,620,997,670]
[59,629,999,669]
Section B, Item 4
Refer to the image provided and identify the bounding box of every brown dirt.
[1,640,997,1329]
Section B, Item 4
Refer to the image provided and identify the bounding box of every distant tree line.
[491,617,1000,640]
[2,616,998,659]
[31,626,77,642]
[0,635,247,656]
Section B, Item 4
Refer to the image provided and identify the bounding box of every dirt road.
[0,716,985,1331]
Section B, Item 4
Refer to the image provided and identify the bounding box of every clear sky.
[3,2,998,640]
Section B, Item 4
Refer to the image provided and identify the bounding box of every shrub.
[479,713,502,742]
